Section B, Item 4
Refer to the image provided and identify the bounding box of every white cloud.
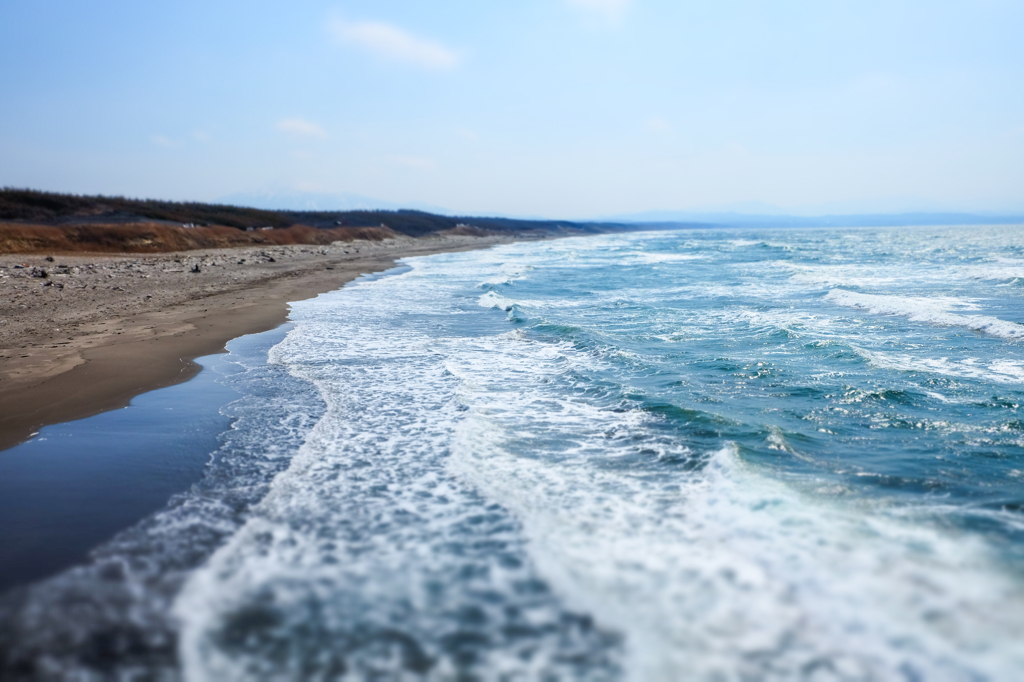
[567,0,631,21]
[328,18,458,69]
[151,135,177,148]
[277,118,328,138]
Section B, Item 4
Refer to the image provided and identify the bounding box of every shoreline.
[0,235,523,451]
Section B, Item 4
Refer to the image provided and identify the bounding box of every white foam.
[477,262,534,286]
[175,257,624,680]
[477,290,517,310]
[452,420,1024,681]
[631,252,706,264]
[440,313,1024,681]
[826,289,1024,339]
[172,230,1024,680]
[953,262,1024,283]
[786,262,906,288]
[786,259,1024,288]
[855,347,1024,384]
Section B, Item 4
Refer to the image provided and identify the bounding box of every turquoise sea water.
[3,226,1024,680]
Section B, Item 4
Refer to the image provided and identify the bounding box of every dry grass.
[0,222,403,254]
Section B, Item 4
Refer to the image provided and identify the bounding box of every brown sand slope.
[0,222,402,254]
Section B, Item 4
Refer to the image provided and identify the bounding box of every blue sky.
[2,0,1023,217]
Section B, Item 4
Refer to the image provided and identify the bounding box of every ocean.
[2,225,1024,680]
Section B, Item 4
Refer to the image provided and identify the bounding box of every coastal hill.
[8,188,1014,256]
[0,189,627,254]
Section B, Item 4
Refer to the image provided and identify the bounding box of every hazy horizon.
[214,188,1024,223]
[2,1,1023,218]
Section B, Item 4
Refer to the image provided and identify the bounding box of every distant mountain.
[611,211,1024,228]
[219,190,449,215]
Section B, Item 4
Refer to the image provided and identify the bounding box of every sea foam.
[445,313,1024,681]
[826,289,1024,339]
[9,225,1024,680]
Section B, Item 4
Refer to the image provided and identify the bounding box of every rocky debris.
[0,235,522,356]
[0,238,406,350]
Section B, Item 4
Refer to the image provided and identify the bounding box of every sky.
[2,0,1023,218]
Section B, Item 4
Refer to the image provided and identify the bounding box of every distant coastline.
[610,209,1024,228]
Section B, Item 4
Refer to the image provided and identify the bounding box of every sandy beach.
[0,234,522,451]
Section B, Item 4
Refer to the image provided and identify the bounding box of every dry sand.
[0,234,524,451]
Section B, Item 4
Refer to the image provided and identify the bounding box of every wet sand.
[0,234,522,451]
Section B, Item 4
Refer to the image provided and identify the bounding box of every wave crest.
[825,289,1024,339]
